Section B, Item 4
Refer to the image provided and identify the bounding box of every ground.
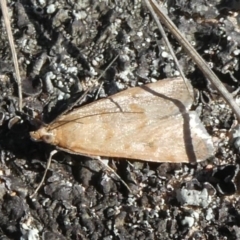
[0,0,240,239]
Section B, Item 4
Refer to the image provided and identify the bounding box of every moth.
[30,77,214,163]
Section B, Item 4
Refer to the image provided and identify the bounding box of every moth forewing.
[30,77,214,163]
[50,77,194,124]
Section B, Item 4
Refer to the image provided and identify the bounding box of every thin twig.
[144,0,193,98]
[0,0,23,111]
[146,0,240,123]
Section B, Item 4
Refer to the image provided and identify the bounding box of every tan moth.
[30,77,214,163]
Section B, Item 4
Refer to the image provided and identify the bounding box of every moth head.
[30,127,57,145]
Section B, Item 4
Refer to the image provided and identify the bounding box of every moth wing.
[41,77,213,162]
[55,77,194,125]
[54,110,213,162]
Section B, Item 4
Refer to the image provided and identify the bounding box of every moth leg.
[94,156,132,193]
[30,150,58,198]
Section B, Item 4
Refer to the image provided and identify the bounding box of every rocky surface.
[1,0,240,239]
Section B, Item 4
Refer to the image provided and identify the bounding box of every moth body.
[30,77,214,163]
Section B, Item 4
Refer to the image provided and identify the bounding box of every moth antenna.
[94,81,104,100]
[76,54,120,102]
[30,150,58,198]
[94,157,132,193]
[76,54,119,104]
[0,0,22,111]
[94,54,119,100]
[96,54,119,83]
[144,0,193,99]
[46,54,120,125]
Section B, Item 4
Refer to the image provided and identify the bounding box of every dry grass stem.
[0,0,23,111]
[146,0,240,122]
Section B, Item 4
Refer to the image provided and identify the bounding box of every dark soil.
[1,0,240,239]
